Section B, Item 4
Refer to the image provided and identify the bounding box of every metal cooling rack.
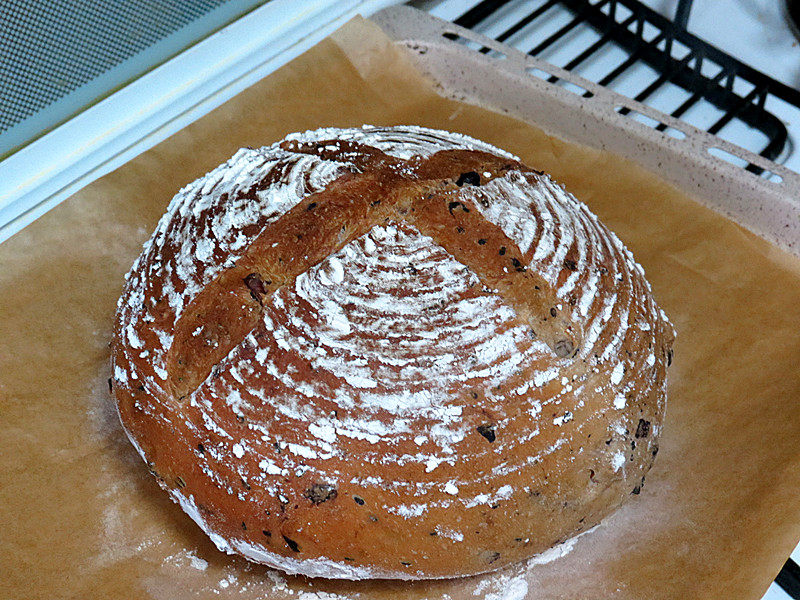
[424,0,800,179]
[415,0,800,596]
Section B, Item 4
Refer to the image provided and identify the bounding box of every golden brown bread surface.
[111,126,674,580]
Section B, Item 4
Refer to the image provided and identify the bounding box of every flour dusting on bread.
[112,126,674,580]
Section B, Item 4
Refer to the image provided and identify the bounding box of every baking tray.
[2,5,799,600]
[374,5,800,257]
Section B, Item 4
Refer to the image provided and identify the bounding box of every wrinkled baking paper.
[1,16,799,600]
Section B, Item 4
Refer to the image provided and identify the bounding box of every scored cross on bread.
[111,126,674,580]
[166,140,582,402]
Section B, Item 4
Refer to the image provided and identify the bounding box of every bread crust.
[112,126,674,580]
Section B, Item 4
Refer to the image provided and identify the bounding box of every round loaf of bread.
[111,125,674,580]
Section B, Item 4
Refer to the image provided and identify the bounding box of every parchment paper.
[2,17,799,600]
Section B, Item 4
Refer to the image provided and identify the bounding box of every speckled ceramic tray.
[374,6,800,258]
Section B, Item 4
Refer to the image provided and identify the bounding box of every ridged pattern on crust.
[112,126,674,580]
